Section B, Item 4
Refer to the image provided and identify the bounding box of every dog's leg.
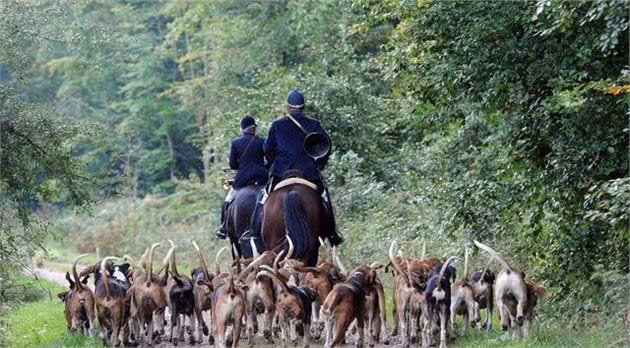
[169,311,177,345]
[421,311,430,348]
[246,292,256,343]
[290,319,298,345]
[303,322,311,348]
[400,299,409,347]
[484,297,493,331]
[356,316,365,348]
[188,314,197,344]
[331,312,352,348]
[195,308,204,343]
[497,300,510,332]
[279,316,289,348]
[178,313,186,345]
[462,310,469,336]
[215,312,225,348]
[521,319,530,339]
[232,305,245,348]
[208,310,216,345]
[312,301,322,339]
[449,299,457,337]
[97,309,109,345]
[439,305,448,348]
[323,314,333,348]
[261,290,275,343]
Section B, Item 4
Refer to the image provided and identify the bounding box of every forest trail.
[31,266,393,348]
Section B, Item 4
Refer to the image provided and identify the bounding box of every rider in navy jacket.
[217,116,268,239]
[264,110,329,184]
[230,127,268,189]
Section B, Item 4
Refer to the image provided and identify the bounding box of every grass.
[3,273,102,348]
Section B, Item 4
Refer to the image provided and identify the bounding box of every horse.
[261,181,325,267]
[226,184,264,259]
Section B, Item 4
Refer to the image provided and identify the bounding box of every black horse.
[226,185,264,258]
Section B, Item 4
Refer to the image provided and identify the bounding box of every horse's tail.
[283,190,314,262]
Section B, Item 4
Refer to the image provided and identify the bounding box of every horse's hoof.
[208,335,215,345]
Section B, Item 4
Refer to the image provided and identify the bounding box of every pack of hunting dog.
[59,91,547,348]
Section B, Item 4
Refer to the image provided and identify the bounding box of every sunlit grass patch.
[3,274,101,348]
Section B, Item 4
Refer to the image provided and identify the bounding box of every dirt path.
[33,265,396,348]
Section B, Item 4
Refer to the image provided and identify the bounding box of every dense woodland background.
[0,0,628,345]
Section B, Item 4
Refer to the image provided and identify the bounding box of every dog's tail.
[72,254,90,291]
[146,242,161,287]
[167,240,181,277]
[376,280,387,323]
[192,240,211,280]
[100,256,119,300]
[318,237,331,261]
[464,245,469,277]
[250,238,260,259]
[473,240,511,272]
[278,236,295,268]
[437,256,459,290]
[388,241,409,283]
[137,247,149,273]
[420,240,426,261]
[215,246,228,274]
[332,245,348,275]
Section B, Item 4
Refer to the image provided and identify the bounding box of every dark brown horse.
[261,183,324,267]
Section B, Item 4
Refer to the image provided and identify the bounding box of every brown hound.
[321,264,379,348]
[62,254,96,336]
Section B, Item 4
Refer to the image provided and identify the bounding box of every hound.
[321,264,379,348]
[388,241,427,347]
[164,240,196,345]
[293,241,346,339]
[95,256,130,346]
[450,247,480,335]
[423,257,459,348]
[474,241,545,340]
[257,252,317,348]
[62,254,96,336]
[132,242,168,347]
[191,241,215,344]
[211,247,250,348]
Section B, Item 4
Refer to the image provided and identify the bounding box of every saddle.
[273,177,317,192]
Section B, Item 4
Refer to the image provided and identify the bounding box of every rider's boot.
[216,201,229,240]
[321,188,343,246]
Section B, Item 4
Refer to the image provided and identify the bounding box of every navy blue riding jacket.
[264,111,330,182]
[229,132,269,189]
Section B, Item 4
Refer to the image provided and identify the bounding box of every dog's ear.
[197,279,214,291]
[57,291,68,302]
[119,263,131,275]
[65,272,75,288]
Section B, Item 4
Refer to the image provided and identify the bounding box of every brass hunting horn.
[284,113,331,161]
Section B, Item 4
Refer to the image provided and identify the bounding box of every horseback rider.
[216,115,268,239]
[261,90,343,246]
